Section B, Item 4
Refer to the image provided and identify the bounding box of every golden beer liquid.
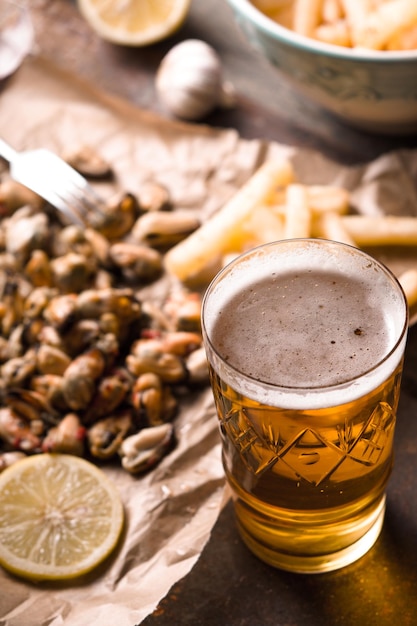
[202,241,408,573]
[209,360,403,572]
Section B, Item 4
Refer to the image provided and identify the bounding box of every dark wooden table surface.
[28,0,417,165]
[20,2,417,625]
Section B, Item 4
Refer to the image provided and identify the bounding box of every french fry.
[252,0,291,11]
[387,23,417,50]
[293,0,323,37]
[283,184,311,238]
[307,185,350,215]
[355,0,417,49]
[242,204,285,245]
[340,0,373,45]
[273,184,350,219]
[315,20,352,47]
[340,0,372,24]
[341,215,417,245]
[398,269,417,321]
[268,4,294,29]
[163,159,295,282]
[322,0,344,24]
[313,211,357,246]
[399,269,417,307]
[254,0,417,50]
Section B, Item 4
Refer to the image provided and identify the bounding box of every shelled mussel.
[0,150,207,474]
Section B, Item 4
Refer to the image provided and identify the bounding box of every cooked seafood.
[62,348,107,410]
[185,346,210,385]
[0,407,41,451]
[5,208,49,263]
[36,344,71,375]
[131,210,200,249]
[1,349,37,387]
[93,192,138,239]
[63,145,113,180]
[0,162,208,474]
[83,369,132,424]
[126,338,187,383]
[109,242,163,282]
[75,287,141,322]
[50,252,97,293]
[0,178,44,214]
[119,423,175,474]
[136,180,171,213]
[3,387,57,423]
[0,451,26,472]
[88,410,133,459]
[130,372,178,426]
[42,413,86,456]
[162,290,202,332]
[25,249,53,287]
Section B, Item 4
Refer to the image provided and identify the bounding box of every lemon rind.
[78,0,191,46]
[0,453,124,581]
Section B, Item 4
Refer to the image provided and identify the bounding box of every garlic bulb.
[155,39,236,121]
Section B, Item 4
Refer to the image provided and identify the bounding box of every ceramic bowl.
[226,0,417,135]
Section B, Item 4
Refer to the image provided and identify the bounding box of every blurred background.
[22,0,417,165]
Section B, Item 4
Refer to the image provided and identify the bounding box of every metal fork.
[0,137,106,225]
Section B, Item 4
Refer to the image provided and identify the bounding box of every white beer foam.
[202,240,408,410]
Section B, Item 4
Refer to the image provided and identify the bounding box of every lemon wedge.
[0,453,124,581]
[77,0,191,46]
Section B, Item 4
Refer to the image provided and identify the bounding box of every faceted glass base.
[235,496,386,574]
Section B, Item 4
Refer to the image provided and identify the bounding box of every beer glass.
[201,239,408,573]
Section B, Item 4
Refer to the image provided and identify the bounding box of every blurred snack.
[340,0,372,46]
[163,159,294,282]
[314,20,351,47]
[252,0,417,50]
[339,215,417,245]
[387,23,417,51]
[292,0,322,37]
[314,211,356,246]
[322,0,344,24]
[305,185,350,215]
[241,204,285,246]
[283,183,311,238]
[355,0,417,50]
[77,0,191,46]
[399,269,417,320]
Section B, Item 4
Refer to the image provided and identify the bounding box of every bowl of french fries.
[226,0,417,134]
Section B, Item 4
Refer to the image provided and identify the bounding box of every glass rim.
[201,238,409,397]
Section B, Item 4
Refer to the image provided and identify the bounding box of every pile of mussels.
[0,148,208,475]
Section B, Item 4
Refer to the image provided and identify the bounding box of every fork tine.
[52,191,88,224]
[41,187,87,226]
[0,140,109,226]
[72,177,107,211]
[55,178,107,221]
[43,153,108,224]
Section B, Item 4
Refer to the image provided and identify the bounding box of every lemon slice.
[0,453,124,581]
[77,0,191,46]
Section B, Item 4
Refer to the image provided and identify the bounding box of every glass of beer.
[201,239,408,573]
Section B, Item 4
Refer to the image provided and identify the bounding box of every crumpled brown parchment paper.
[0,55,417,626]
